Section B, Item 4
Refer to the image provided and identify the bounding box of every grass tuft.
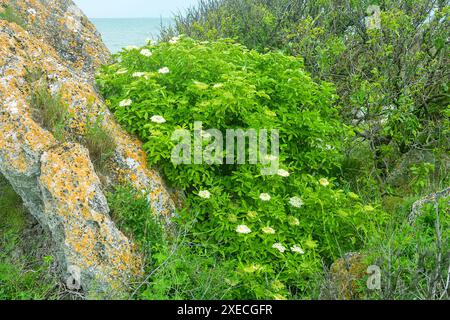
[29,80,71,142]
[0,176,58,300]
[0,4,26,29]
[84,108,117,173]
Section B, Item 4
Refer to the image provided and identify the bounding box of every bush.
[164,0,450,194]
[97,37,387,299]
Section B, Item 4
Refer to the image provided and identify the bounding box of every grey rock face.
[0,0,177,298]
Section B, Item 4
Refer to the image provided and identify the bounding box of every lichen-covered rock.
[0,0,177,297]
[327,253,368,300]
[39,143,142,297]
[1,0,110,79]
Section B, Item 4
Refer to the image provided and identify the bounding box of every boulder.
[0,0,177,297]
[327,253,368,300]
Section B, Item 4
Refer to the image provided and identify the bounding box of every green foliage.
[0,3,26,29]
[107,186,165,258]
[84,106,117,171]
[29,80,71,142]
[362,196,449,300]
[0,176,26,237]
[139,246,236,300]
[165,0,450,193]
[0,176,58,300]
[107,186,237,300]
[97,37,388,299]
[0,255,57,300]
[410,162,436,194]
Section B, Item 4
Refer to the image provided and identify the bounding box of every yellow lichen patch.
[39,143,143,286]
[0,0,177,295]
[1,16,178,217]
[3,0,109,74]
[0,95,56,174]
[66,225,97,267]
[39,144,98,214]
[330,253,368,300]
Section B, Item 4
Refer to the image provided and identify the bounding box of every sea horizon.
[91,17,174,53]
[89,16,171,19]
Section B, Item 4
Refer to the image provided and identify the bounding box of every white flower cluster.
[277,169,290,177]
[262,227,276,235]
[151,115,167,124]
[259,193,271,202]
[272,243,286,253]
[116,68,128,75]
[119,99,132,107]
[198,190,211,199]
[158,67,170,74]
[169,36,180,44]
[272,243,305,255]
[290,245,305,254]
[132,72,146,78]
[140,49,153,57]
[236,225,252,234]
[289,196,304,208]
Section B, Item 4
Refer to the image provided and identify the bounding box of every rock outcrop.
[327,253,368,300]
[0,0,177,297]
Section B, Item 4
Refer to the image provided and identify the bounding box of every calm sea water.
[91,18,174,53]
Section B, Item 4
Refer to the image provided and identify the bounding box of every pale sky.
[73,0,199,18]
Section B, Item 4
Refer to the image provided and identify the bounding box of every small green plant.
[29,81,71,142]
[84,108,117,172]
[107,186,165,258]
[361,196,449,300]
[0,255,57,300]
[24,67,45,84]
[0,4,26,29]
[0,176,26,237]
[107,186,236,300]
[0,176,58,300]
[410,162,435,194]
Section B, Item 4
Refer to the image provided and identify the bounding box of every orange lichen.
[0,0,177,295]
[330,254,368,300]
[40,143,143,284]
